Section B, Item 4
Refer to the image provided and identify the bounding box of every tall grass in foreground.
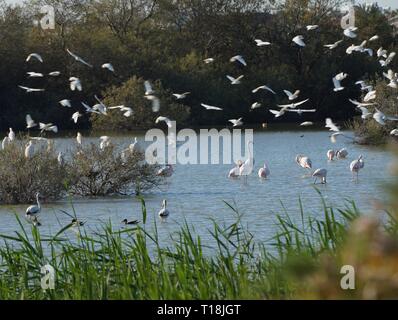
[0,196,381,300]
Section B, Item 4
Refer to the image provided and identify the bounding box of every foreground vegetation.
[0,156,397,300]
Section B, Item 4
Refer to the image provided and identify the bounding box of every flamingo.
[8,128,15,142]
[350,155,365,180]
[312,168,327,184]
[295,155,312,169]
[258,163,270,179]
[158,200,170,218]
[336,148,348,159]
[327,150,336,161]
[26,192,41,217]
[239,141,254,178]
[228,160,243,178]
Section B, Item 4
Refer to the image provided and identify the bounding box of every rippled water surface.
[0,129,394,245]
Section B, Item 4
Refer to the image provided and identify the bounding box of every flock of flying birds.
[3,22,398,228]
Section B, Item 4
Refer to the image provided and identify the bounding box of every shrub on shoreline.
[66,142,163,196]
[0,140,68,204]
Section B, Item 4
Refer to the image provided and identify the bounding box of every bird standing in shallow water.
[327,150,336,161]
[25,192,41,219]
[313,168,327,184]
[158,200,170,219]
[258,163,270,179]
[350,155,365,181]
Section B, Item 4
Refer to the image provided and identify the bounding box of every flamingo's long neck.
[36,194,41,210]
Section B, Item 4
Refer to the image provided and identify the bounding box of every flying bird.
[101,63,114,72]
[255,39,271,46]
[66,49,93,68]
[155,116,173,128]
[26,53,43,63]
[283,90,300,101]
[227,75,244,85]
[201,103,223,111]
[18,85,45,93]
[173,92,190,99]
[229,118,243,127]
[59,99,72,108]
[292,35,305,47]
[252,85,276,94]
[230,55,247,66]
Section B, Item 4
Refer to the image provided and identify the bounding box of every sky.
[3,0,398,9]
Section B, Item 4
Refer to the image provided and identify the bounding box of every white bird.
[157,165,174,177]
[129,137,142,153]
[286,109,316,115]
[76,132,82,145]
[255,39,271,46]
[373,108,398,125]
[25,192,41,217]
[109,105,133,117]
[26,53,43,63]
[336,148,348,159]
[239,141,254,177]
[325,118,340,132]
[144,95,160,112]
[300,121,313,126]
[99,136,110,150]
[377,47,388,58]
[25,141,34,158]
[369,35,379,42]
[335,72,348,81]
[251,102,262,110]
[27,72,44,78]
[158,200,170,218]
[155,116,173,128]
[230,55,247,66]
[39,123,58,133]
[332,77,344,92]
[252,85,276,94]
[69,77,82,91]
[173,92,190,99]
[343,27,357,38]
[59,99,72,108]
[327,150,335,161]
[8,128,15,142]
[101,63,114,72]
[229,118,243,127]
[277,99,310,109]
[350,155,364,180]
[81,102,100,115]
[324,40,343,50]
[356,106,373,120]
[283,90,300,101]
[204,58,214,64]
[269,107,288,118]
[144,80,155,96]
[292,35,305,47]
[364,90,376,102]
[201,103,223,111]
[390,129,398,136]
[349,99,375,108]
[312,168,327,184]
[228,160,243,178]
[355,81,373,92]
[227,75,244,85]
[295,155,312,169]
[306,25,319,31]
[18,85,45,93]
[258,163,270,178]
[48,71,61,76]
[26,114,37,129]
[380,52,396,67]
[57,152,64,165]
[72,112,83,124]
[2,136,10,150]
[66,49,93,67]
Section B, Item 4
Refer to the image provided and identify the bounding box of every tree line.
[0,0,397,132]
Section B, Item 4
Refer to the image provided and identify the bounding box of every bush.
[67,142,163,196]
[351,79,398,145]
[0,140,68,204]
[90,76,191,131]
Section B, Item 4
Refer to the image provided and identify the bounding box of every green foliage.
[0,1,397,131]
[0,139,68,204]
[91,77,191,130]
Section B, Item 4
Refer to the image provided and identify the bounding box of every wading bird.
[296,155,312,169]
[258,163,270,179]
[327,150,335,161]
[158,200,170,218]
[350,155,365,180]
[26,192,41,217]
[313,168,327,184]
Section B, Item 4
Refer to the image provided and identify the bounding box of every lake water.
[0,128,395,246]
